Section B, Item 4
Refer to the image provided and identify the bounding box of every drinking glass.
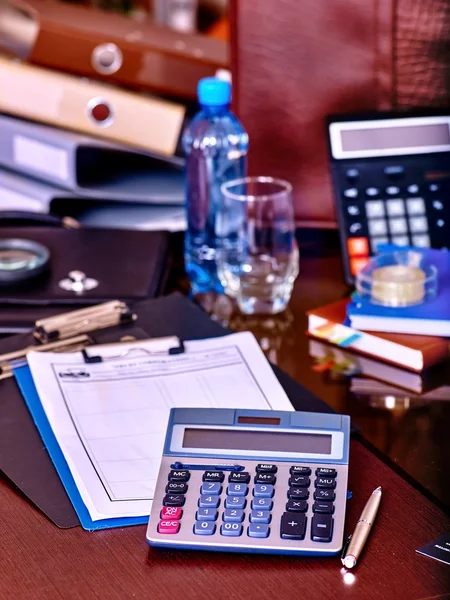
[217,177,299,315]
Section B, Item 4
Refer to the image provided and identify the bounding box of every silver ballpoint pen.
[341,486,382,568]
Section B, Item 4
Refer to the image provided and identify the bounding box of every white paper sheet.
[27,332,293,522]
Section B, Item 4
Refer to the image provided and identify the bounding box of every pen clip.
[81,336,185,364]
[341,534,352,565]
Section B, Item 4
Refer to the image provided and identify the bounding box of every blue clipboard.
[14,364,148,531]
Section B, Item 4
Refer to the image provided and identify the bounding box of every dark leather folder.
[0,293,336,528]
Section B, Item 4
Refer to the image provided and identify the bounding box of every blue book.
[348,247,450,337]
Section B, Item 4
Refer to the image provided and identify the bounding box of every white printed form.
[26,332,293,522]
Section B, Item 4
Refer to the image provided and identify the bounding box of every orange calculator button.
[347,237,369,257]
[350,257,370,276]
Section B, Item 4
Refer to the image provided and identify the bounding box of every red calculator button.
[161,506,183,520]
[158,520,180,534]
[347,237,369,257]
[350,257,370,276]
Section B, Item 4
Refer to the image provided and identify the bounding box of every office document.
[26,332,293,522]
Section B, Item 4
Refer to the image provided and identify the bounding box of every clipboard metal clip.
[81,336,185,364]
[33,300,137,343]
[0,334,92,380]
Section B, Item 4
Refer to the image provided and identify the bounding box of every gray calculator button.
[200,482,222,495]
[194,521,216,535]
[386,199,405,217]
[409,216,428,233]
[253,484,274,498]
[407,184,419,194]
[227,483,248,496]
[386,185,400,195]
[391,235,409,246]
[432,200,444,210]
[389,217,407,234]
[365,200,385,218]
[406,197,426,215]
[196,508,218,521]
[223,509,245,522]
[248,523,270,538]
[368,219,388,236]
[199,494,220,508]
[412,234,430,248]
[250,510,271,524]
[225,496,246,509]
[371,237,389,253]
[365,187,380,197]
[343,188,358,199]
[251,498,273,511]
[221,522,243,537]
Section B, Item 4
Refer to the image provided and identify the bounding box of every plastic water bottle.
[183,77,249,295]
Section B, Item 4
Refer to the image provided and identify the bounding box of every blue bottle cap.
[197,77,231,106]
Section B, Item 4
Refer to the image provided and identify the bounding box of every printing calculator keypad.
[156,462,340,546]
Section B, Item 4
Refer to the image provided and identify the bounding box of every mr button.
[203,471,225,482]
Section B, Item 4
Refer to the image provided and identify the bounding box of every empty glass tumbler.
[217,177,299,314]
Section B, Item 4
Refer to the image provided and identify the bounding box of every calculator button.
[436,218,445,228]
[280,512,307,540]
[254,473,276,485]
[228,471,250,483]
[253,484,274,498]
[223,509,245,522]
[432,200,444,210]
[345,168,359,181]
[290,466,311,476]
[194,521,216,535]
[412,234,430,248]
[386,185,400,195]
[313,502,334,514]
[168,469,190,482]
[347,237,369,257]
[163,494,186,507]
[286,500,308,513]
[406,197,426,215]
[350,257,370,276]
[371,237,389,253]
[289,476,310,487]
[200,482,222,495]
[158,520,180,534]
[389,217,408,235]
[349,222,363,235]
[316,468,337,477]
[315,477,336,489]
[161,506,183,520]
[288,487,308,500]
[391,235,409,246]
[365,187,380,197]
[368,219,388,236]
[196,508,218,521]
[250,510,272,523]
[384,165,404,179]
[221,522,242,537]
[203,471,224,482]
[407,184,420,195]
[314,489,335,502]
[311,514,334,543]
[386,199,405,217]
[429,183,440,192]
[343,188,358,199]
[365,200,385,219]
[409,216,428,233]
[251,498,273,511]
[227,483,248,496]
[199,494,221,508]
[166,482,188,494]
[347,205,360,217]
[256,463,278,473]
[248,523,270,538]
[225,496,246,509]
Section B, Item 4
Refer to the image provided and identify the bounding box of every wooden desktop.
[1,231,449,599]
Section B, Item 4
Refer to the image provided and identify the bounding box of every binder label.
[13,135,69,182]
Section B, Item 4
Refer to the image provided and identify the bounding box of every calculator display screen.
[340,123,450,152]
[182,428,333,455]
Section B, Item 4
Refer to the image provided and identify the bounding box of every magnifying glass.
[0,238,50,284]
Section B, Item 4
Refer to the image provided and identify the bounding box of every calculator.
[146,408,351,556]
[327,110,450,284]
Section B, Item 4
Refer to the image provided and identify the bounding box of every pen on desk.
[341,486,382,569]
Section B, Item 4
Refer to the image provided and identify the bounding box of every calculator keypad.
[339,162,450,279]
[152,461,345,553]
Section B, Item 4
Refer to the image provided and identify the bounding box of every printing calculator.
[327,110,450,284]
[146,408,351,556]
